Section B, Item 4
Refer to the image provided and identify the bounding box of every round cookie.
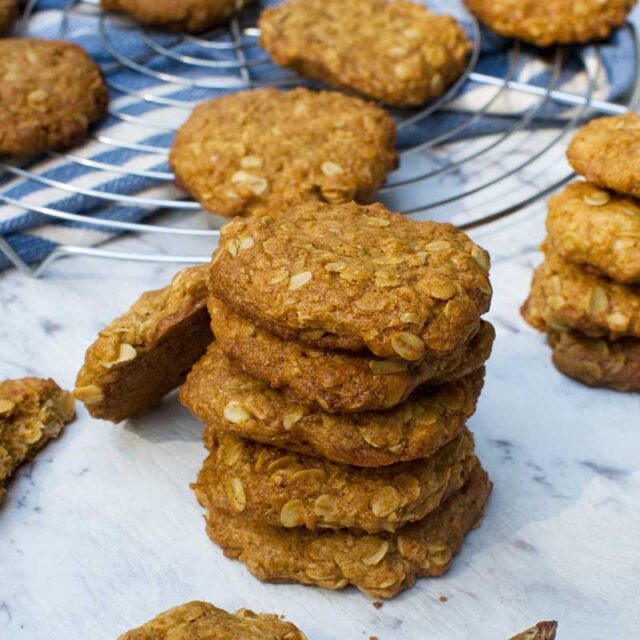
[170,88,398,217]
[0,39,108,156]
[567,113,640,201]
[181,343,485,467]
[549,331,640,392]
[546,182,640,285]
[0,0,18,35]
[207,297,495,414]
[259,0,472,107]
[210,201,492,360]
[199,462,491,599]
[195,429,477,533]
[101,0,251,33]
[464,0,635,47]
[521,251,640,340]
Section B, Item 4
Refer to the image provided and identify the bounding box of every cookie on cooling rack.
[101,0,251,33]
[195,428,476,533]
[117,601,307,640]
[464,0,635,47]
[0,39,108,156]
[1,377,75,503]
[509,622,558,640]
[567,113,640,200]
[169,88,398,217]
[546,182,640,285]
[199,461,491,599]
[75,265,212,423]
[259,0,472,107]
[0,0,18,35]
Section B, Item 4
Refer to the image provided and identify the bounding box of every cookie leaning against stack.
[522,114,640,392]
[181,200,495,598]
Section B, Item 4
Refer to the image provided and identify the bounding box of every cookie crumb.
[372,601,383,609]
[439,595,448,603]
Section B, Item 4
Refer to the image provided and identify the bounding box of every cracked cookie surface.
[260,0,471,106]
[210,201,491,359]
[75,265,212,423]
[170,88,397,216]
[0,39,108,155]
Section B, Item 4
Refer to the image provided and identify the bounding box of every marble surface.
[1,202,639,640]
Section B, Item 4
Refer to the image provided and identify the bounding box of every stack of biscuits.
[180,200,495,598]
[522,113,640,392]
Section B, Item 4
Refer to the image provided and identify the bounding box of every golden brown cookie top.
[567,113,640,200]
[210,201,491,359]
[102,0,250,33]
[260,0,472,106]
[0,38,108,155]
[170,88,397,217]
[0,0,18,35]
[118,601,307,640]
[509,621,558,640]
[464,0,635,47]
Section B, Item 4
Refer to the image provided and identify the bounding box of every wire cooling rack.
[1,0,639,277]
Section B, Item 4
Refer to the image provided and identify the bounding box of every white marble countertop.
[1,201,639,640]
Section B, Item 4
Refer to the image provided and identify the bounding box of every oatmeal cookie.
[209,297,495,413]
[550,331,640,392]
[0,39,108,155]
[259,0,471,107]
[0,0,18,35]
[201,461,491,599]
[521,252,640,340]
[194,429,476,533]
[567,113,640,200]
[75,265,212,423]
[170,88,397,217]
[464,0,635,47]
[102,0,251,33]
[546,182,640,285]
[118,601,307,640]
[510,621,558,640]
[181,343,485,466]
[210,202,491,359]
[0,377,75,503]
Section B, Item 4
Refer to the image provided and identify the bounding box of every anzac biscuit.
[0,39,108,156]
[208,297,495,413]
[510,622,558,640]
[550,331,640,392]
[0,377,75,503]
[521,252,640,340]
[0,0,18,35]
[170,88,397,217]
[200,461,491,599]
[464,0,635,47]
[567,113,640,200]
[194,429,476,533]
[210,202,491,359]
[101,0,251,33]
[546,182,640,285]
[181,343,485,466]
[118,601,307,640]
[75,265,212,423]
[259,0,472,107]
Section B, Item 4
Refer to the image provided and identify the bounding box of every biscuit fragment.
[0,0,18,35]
[0,39,108,155]
[464,0,635,47]
[567,113,640,200]
[546,182,640,285]
[201,461,491,599]
[194,429,476,533]
[117,600,307,640]
[102,0,251,33]
[181,342,485,466]
[208,297,495,413]
[75,265,212,423]
[509,621,558,640]
[210,201,491,359]
[170,88,397,216]
[260,0,471,106]
[0,377,75,503]
[521,252,640,340]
